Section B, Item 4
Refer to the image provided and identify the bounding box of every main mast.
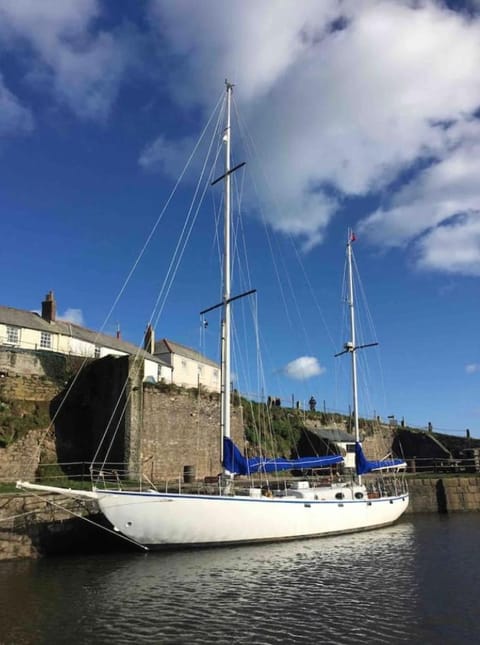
[222,81,233,446]
[346,229,360,445]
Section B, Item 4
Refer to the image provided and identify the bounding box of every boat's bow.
[16,480,99,500]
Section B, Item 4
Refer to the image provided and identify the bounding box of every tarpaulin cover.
[223,437,343,475]
[355,442,406,475]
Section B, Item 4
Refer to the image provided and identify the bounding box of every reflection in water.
[1,515,479,644]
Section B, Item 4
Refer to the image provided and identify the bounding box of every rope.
[12,489,149,552]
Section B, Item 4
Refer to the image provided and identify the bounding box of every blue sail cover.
[223,437,343,476]
[355,442,406,475]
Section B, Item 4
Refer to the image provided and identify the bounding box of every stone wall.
[405,476,480,514]
[362,425,397,459]
[0,492,98,560]
[140,385,244,482]
[0,349,246,484]
[0,430,55,483]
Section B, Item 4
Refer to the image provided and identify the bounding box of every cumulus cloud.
[3,0,478,274]
[414,213,480,276]
[359,118,480,274]
[282,356,325,380]
[465,363,480,374]
[146,0,480,265]
[0,0,135,121]
[58,308,84,326]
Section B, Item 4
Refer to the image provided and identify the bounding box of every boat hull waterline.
[95,489,409,548]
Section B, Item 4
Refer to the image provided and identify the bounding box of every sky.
[0,0,479,436]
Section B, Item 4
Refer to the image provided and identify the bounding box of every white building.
[0,291,172,383]
[154,338,220,393]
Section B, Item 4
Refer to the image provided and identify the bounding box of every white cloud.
[415,213,480,276]
[139,134,197,173]
[282,356,325,380]
[145,0,480,257]
[359,119,480,275]
[465,363,480,374]
[2,0,478,274]
[0,72,34,136]
[58,308,84,326]
[0,0,134,121]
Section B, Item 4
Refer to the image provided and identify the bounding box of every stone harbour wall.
[0,492,99,561]
[405,476,480,514]
[0,491,140,561]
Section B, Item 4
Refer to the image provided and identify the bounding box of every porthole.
[335,492,344,500]
[355,492,364,499]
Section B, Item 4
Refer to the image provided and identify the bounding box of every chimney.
[144,324,155,354]
[116,323,121,340]
[41,291,56,323]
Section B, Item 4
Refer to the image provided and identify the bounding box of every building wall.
[0,321,124,357]
[0,324,51,352]
[170,353,220,392]
[144,358,171,383]
[0,324,166,382]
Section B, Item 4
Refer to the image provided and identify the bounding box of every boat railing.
[8,455,477,492]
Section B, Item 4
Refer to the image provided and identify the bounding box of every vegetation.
[242,399,308,457]
[150,380,220,401]
[36,352,86,385]
[0,400,50,448]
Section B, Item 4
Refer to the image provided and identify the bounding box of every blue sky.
[0,0,479,436]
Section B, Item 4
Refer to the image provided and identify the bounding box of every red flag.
[350,231,356,242]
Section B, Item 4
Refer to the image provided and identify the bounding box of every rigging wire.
[91,91,226,473]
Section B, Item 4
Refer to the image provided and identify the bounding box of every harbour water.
[1,513,479,644]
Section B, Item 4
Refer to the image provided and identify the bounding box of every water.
[1,513,479,644]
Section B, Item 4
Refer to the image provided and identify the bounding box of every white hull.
[96,488,409,548]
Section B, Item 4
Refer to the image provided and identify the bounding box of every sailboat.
[18,82,408,549]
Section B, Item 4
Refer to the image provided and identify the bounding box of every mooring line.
[14,490,149,552]
[0,509,39,523]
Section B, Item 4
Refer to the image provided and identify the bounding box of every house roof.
[0,305,170,367]
[155,338,219,368]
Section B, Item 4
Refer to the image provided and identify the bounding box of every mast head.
[225,79,235,92]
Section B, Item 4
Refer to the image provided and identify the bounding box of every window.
[198,364,203,375]
[213,369,219,381]
[94,346,101,358]
[6,326,19,344]
[40,332,51,349]
[181,359,187,369]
